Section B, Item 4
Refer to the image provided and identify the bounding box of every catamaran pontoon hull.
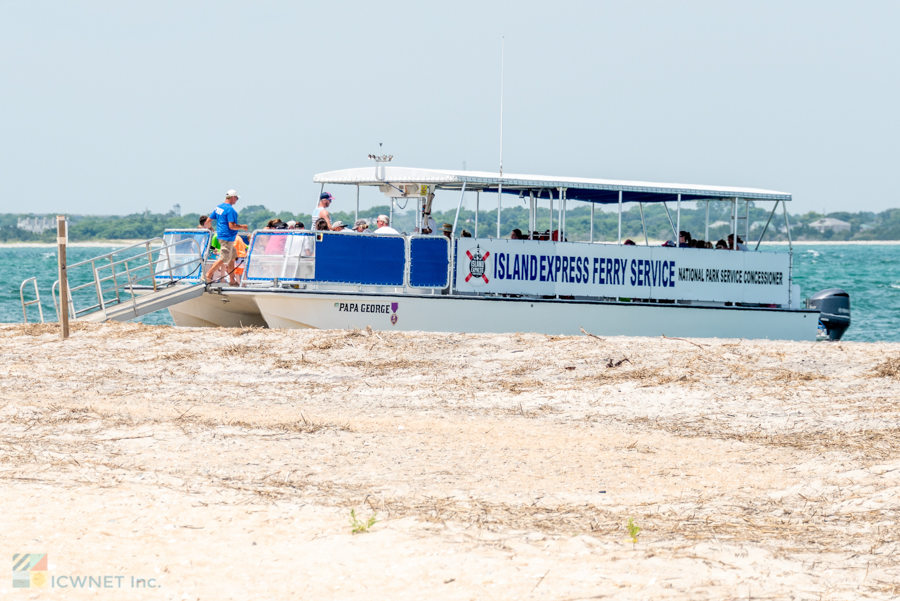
[168,289,819,341]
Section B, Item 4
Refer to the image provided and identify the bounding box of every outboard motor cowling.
[809,288,851,341]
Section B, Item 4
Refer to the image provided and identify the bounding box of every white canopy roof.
[313,166,791,203]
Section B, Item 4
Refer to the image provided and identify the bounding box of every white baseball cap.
[225,189,240,199]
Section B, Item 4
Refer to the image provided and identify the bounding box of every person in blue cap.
[205,190,248,285]
[313,192,334,230]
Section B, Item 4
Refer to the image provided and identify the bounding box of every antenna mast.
[499,37,504,177]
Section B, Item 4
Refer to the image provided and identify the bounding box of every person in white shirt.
[313,192,334,230]
[415,209,438,235]
[373,215,400,235]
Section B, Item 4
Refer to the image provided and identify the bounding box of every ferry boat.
[30,165,851,341]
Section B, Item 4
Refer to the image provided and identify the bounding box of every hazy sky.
[2,1,898,217]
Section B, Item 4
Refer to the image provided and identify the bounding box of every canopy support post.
[745,199,750,240]
[530,192,535,239]
[783,201,793,307]
[590,201,594,243]
[416,197,422,233]
[355,184,359,224]
[549,189,554,235]
[754,200,779,251]
[390,198,394,230]
[663,202,677,239]
[557,187,563,241]
[782,200,793,250]
[617,191,622,245]
[497,183,502,238]
[731,198,737,248]
[561,188,567,241]
[639,202,649,246]
[452,182,468,237]
[705,200,709,241]
[475,191,479,237]
[676,194,682,245]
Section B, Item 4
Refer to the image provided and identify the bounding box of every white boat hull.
[168,290,267,328]
[243,290,818,340]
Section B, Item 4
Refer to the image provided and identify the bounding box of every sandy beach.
[2,322,900,599]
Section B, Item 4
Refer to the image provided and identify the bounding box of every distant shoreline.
[0,240,145,248]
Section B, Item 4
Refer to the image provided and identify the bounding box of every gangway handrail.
[19,277,44,323]
[51,237,204,321]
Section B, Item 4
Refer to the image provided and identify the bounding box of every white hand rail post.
[57,215,69,340]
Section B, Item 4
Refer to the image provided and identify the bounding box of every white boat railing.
[19,277,44,323]
[241,230,452,292]
[51,237,204,321]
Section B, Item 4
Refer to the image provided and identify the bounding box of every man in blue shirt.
[205,190,248,285]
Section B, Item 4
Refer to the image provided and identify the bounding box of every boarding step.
[80,283,206,323]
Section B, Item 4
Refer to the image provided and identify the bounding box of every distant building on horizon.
[808,217,851,233]
[16,216,55,234]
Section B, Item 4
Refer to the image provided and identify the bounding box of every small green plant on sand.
[626,518,641,546]
[350,509,378,534]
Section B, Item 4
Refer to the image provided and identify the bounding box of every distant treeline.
[3,204,900,243]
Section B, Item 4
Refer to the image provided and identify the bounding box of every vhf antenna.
[499,37,504,177]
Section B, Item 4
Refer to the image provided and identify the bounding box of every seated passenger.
[415,209,438,235]
[315,218,330,231]
[374,215,400,235]
[287,220,304,230]
[441,223,453,239]
[662,240,676,247]
[264,221,289,254]
[353,219,370,233]
[331,220,347,232]
[679,231,692,248]
[510,229,523,240]
[726,234,748,250]
[460,229,472,237]
[715,239,728,249]
[624,239,636,246]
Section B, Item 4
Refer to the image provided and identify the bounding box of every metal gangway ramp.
[43,230,211,324]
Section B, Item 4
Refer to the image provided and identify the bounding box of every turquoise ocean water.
[2,244,898,341]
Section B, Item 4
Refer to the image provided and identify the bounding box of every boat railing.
[156,229,213,282]
[51,237,205,321]
[236,230,792,307]
[450,237,795,307]
[242,230,450,291]
[19,277,44,323]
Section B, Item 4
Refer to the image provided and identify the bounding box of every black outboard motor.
[808,288,851,341]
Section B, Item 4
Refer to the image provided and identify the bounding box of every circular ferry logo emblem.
[465,245,490,284]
